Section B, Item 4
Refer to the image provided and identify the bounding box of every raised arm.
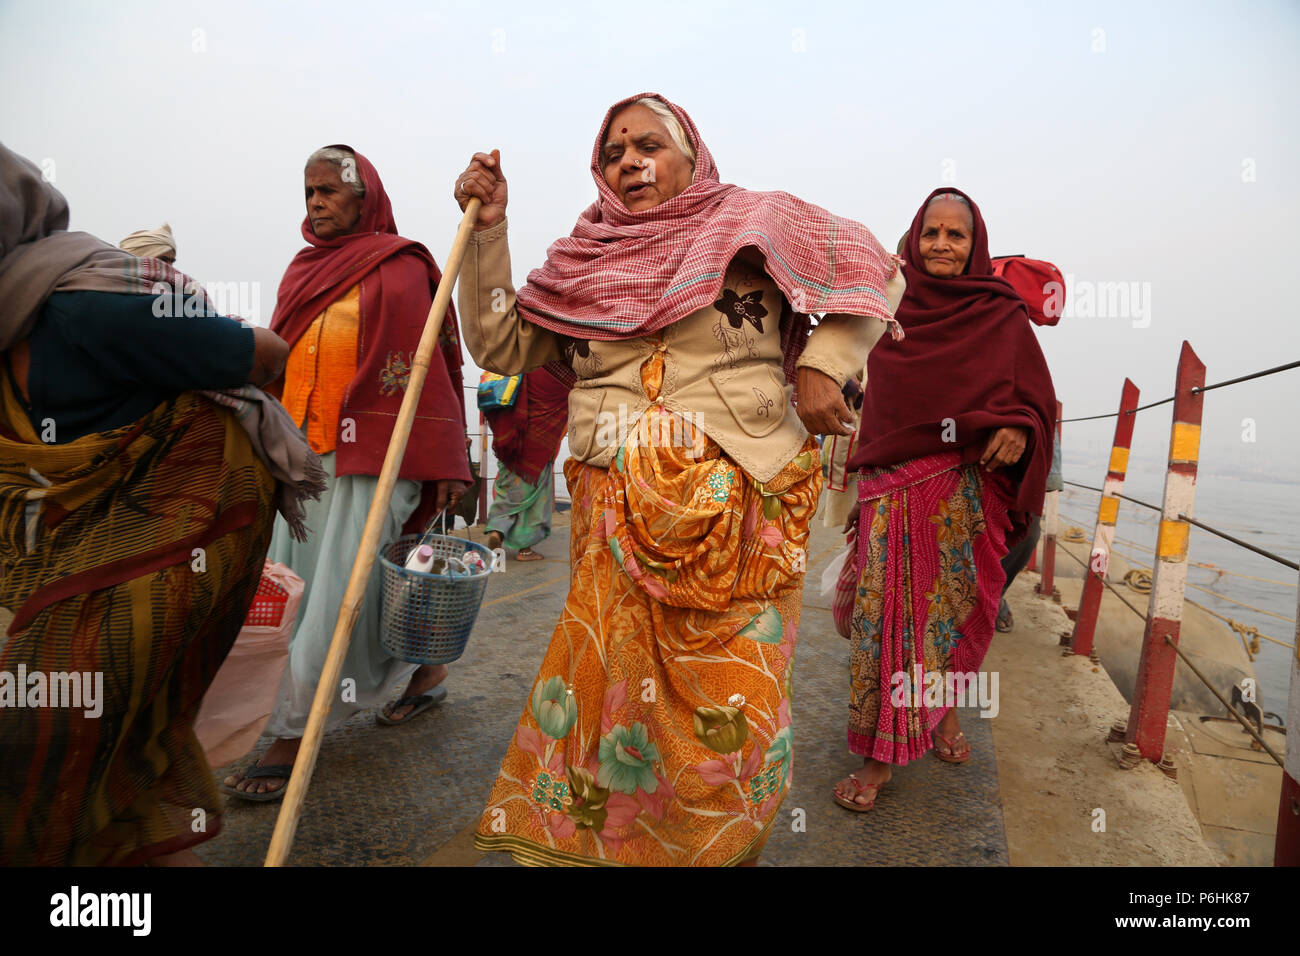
[454,150,565,375]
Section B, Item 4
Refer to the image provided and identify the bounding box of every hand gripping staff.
[265,198,482,866]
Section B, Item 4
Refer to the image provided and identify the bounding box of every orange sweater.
[280,283,360,455]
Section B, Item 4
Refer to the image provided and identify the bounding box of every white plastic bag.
[820,545,851,599]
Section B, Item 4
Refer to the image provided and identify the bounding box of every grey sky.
[2,0,1296,484]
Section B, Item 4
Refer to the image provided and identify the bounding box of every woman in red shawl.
[223,146,471,799]
[482,362,574,561]
[832,189,1056,811]
[456,93,904,865]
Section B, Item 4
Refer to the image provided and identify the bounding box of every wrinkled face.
[305,162,364,239]
[601,104,694,211]
[918,199,975,277]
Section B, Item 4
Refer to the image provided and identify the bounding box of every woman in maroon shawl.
[223,146,471,799]
[832,189,1056,811]
[482,362,574,561]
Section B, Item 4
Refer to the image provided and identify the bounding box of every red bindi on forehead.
[621,127,627,133]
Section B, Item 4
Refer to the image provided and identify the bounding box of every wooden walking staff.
[265,198,482,867]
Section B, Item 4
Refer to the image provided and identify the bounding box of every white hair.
[926,191,971,208]
[305,146,365,197]
[925,191,974,229]
[632,98,696,168]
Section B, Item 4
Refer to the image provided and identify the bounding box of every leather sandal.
[832,773,882,812]
[932,729,971,763]
[376,684,448,726]
[220,762,293,802]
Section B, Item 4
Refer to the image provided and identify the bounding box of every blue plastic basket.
[378,533,493,665]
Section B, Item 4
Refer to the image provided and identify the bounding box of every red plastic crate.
[244,573,290,629]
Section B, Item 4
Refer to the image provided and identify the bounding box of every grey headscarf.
[0,144,140,348]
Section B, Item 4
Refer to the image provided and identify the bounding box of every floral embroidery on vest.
[711,289,765,371]
[565,338,602,377]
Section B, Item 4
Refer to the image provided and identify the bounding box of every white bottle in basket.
[405,544,436,573]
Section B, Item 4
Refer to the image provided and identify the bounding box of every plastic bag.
[820,545,850,598]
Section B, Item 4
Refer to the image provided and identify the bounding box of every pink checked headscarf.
[515,93,900,342]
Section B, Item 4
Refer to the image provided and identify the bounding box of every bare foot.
[380,664,448,723]
[222,736,301,797]
[486,531,503,551]
[833,758,891,809]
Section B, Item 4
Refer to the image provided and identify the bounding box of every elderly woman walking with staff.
[832,188,1056,811]
[457,93,904,866]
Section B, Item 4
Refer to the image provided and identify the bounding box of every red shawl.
[849,187,1056,522]
[484,362,574,485]
[514,93,900,343]
[270,145,469,486]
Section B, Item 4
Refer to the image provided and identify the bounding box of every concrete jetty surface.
[192,505,1218,867]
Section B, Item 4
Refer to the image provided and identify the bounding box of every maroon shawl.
[270,145,469,486]
[849,187,1056,522]
[514,93,900,345]
[484,362,574,485]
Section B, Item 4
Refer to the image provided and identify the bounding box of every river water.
[1060,469,1297,719]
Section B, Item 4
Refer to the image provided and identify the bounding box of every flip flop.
[376,684,448,726]
[932,729,971,763]
[220,762,293,803]
[515,548,544,562]
[831,773,882,812]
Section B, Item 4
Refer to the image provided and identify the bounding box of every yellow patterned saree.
[476,353,820,865]
[0,381,276,865]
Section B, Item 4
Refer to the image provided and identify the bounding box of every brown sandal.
[932,729,971,763]
[832,773,882,812]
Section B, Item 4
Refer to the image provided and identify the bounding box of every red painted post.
[1276,576,1300,865]
[477,410,489,526]
[1036,400,1063,597]
[1125,343,1204,765]
[1071,379,1140,657]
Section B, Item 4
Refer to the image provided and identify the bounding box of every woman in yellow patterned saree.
[454,94,903,865]
[0,143,315,865]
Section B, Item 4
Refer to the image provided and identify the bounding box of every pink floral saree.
[847,452,1012,764]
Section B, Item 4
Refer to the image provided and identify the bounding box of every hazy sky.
[2,0,1297,487]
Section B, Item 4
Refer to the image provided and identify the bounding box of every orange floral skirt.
[474,403,820,866]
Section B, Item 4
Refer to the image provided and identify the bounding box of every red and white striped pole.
[1036,400,1064,598]
[1071,379,1140,658]
[1124,342,1204,766]
[1276,581,1300,865]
